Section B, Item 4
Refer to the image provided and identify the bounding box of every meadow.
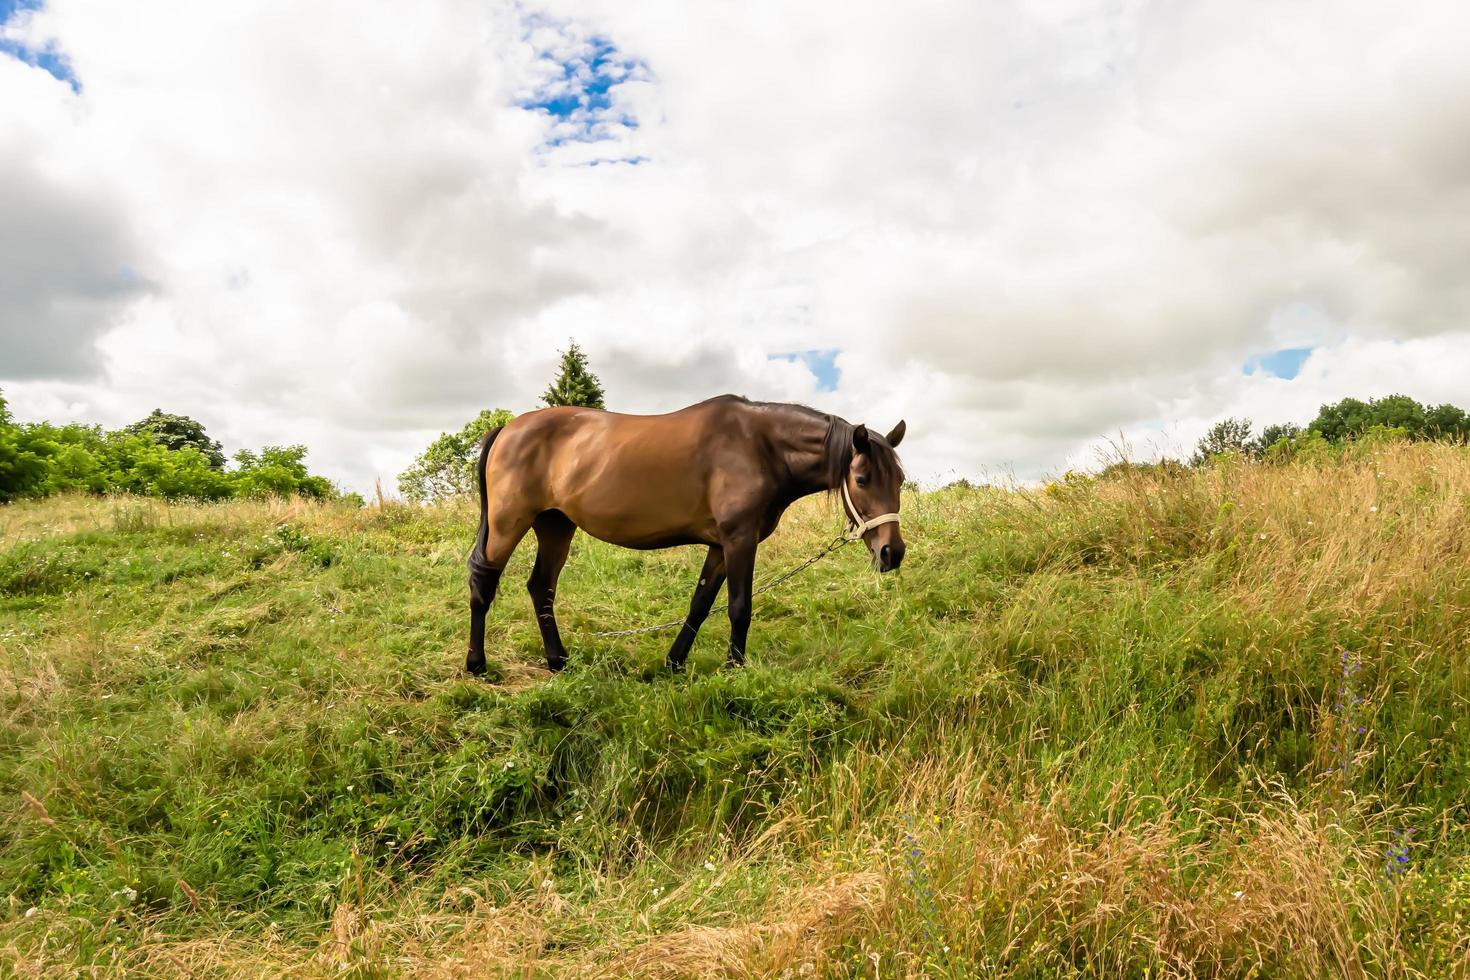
[2,441,1469,977]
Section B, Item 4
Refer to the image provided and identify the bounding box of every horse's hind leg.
[466,552,500,676]
[466,509,534,676]
[528,510,576,672]
[667,545,726,672]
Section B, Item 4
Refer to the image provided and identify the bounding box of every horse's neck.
[770,411,839,499]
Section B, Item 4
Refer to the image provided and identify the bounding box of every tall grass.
[2,442,1469,975]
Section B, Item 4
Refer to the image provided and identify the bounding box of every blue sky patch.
[1,0,77,90]
[772,349,841,392]
[1243,346,1313,380]
[516,14,648,151]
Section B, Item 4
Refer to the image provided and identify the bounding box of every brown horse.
[465,394,907,674]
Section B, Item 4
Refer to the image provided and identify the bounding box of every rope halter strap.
[841,479,901,542]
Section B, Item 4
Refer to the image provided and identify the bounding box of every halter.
[841,478,901,542]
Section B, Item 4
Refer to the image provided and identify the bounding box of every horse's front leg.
[723,538,756,666]
[667,546,726,672]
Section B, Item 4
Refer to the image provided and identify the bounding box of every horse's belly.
[561,504,718,549]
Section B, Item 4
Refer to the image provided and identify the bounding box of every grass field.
[3,442,1470,977]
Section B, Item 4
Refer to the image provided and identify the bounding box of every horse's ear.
[886,420,906,448]
[852,424,871,456]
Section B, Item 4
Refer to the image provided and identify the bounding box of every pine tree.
[541,342,607,409]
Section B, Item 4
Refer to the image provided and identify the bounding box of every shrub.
[398,408,514,503]
[232,446,333,500]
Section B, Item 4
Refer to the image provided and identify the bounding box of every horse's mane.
[726,396,903,492]
[819,413,904,492]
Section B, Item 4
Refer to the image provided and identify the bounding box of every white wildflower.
[1232,890,1244,900]
[1369,505,1379,513]
[703,861,716,872]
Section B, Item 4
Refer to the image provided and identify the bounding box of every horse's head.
[844,420,907,573]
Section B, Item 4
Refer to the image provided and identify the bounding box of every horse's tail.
[471,425,504,570]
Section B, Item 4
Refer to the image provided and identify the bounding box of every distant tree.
[0,389,55,501]
[0,420,55,504]
[125,409,226,469]
[1308,397,1372,442]
[1305,394,1469,443]
[1368,394,1427,434]
[542,342,606,409]
[107,432,234,500]
[1191,417,1254,466]
[398,408,515,503]
[1425,402,1470,440]
[232,445,333,500]
[1252,422,1302,457]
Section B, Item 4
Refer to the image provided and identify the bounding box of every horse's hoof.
[465,654,487,677]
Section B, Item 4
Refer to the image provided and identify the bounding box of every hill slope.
[2,444,1469,976]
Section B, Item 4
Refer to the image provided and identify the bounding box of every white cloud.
[2,0,1470,492]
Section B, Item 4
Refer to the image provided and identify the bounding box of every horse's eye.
[855,476,869,487]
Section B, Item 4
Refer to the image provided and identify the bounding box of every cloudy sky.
[3,0,1469,491]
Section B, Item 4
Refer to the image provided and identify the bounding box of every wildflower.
[1232,890,1244,900]
[1369,505,1379,513]
[703,861,716,872]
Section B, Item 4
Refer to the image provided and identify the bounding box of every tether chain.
[589,533,853,638]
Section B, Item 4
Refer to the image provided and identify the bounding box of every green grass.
[2,445,1470,976]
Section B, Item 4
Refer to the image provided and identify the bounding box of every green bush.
[0,388,337,504]
[398,408,514,502]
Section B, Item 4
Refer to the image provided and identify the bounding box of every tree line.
[0,396,335,504]
[1191,393,1469,466]
[1,341,606,506]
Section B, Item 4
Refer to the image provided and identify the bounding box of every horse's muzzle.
[877,541,905,573]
